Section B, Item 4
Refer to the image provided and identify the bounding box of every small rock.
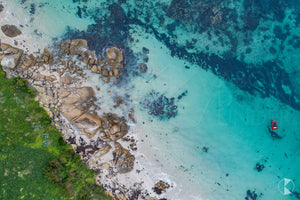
[142,47,149,54]
[202,146,208,152]
[0,4,4,12]
[1,25,22,37]
[110,124,121,135]
[112,68,122,78]
[102,76,110,83]
[140,64,148,72]
[153,180,170,194]
[106,47,123,67]
[69,39,88,55]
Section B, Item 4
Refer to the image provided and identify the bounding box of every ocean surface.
[2,0,300,199]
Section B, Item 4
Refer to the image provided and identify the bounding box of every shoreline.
[0,36,172,199]
[0,2,174,199]
[2,1,299,199]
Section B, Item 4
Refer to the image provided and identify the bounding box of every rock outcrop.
[39,48,54,64]
[57,40,124,84]
[59,86,129,141]
[96,115,127,142]
[69,39,88,55]
[106,47,124,68]
[0,43,23,68]
[113,142,135,173]
[0,40,161,200]
[59,87,102,138]
[1,25,22,37]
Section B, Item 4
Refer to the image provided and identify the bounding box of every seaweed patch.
[142,91,179,119]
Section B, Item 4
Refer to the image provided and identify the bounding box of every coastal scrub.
[0,66,113,199]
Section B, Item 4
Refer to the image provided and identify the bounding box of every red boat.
[271,120,278,131]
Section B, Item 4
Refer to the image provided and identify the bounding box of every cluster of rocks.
[143,91,178,119]
[57,39,124,83]
[255,163,264,172]
[20,47,55,69]
[245,190,262,200]
[153,181,170,195]
[59,86,129,141]
[0,39,169,200]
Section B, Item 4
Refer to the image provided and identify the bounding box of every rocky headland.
[0,38,169,200]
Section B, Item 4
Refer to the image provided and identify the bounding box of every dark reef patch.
[66,3,129,52]
[245,190,259,200]
[269,47,277,55]
[142,47,149,54]
[292,191,300,199]
[72,0,88,3]
[141,22,300,110]
[76,6,82,18]
[29,3,35,15]
[255,163,265,172]
[142,91,178,119]
[64,3,142,87]
[63,0,300,111]
[167,0,238,37]
[178,90,188,100]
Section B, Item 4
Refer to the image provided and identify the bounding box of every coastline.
[0,66,114,199]
[0,2,173,199]
[1,1,300,200]
[0,35,170,200]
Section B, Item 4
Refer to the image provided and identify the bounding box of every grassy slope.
[0,67,113,200]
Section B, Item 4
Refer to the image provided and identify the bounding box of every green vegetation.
[0,66,113,200]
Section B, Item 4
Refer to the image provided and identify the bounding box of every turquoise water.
[2,0,300,199]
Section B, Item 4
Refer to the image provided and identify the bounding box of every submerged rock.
[143,91,178,119]
[140,64,148,72]
[255,163,264,172]
[1,25,22,37]
[245,190,261,200]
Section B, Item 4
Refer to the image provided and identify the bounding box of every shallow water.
[2,0,300,199]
